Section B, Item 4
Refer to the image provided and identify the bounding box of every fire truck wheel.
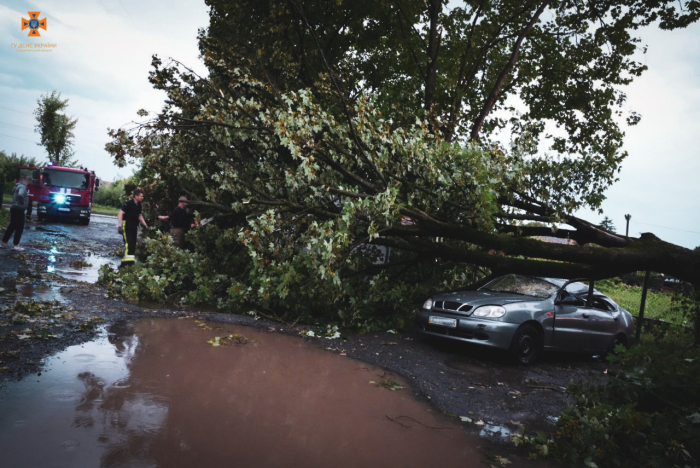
[78,218,90,226]
[38,214,46,222]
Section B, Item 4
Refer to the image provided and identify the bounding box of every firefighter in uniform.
[117,189,148,267]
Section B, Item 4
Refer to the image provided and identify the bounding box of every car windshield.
[43,170,89,190]
[480,274,558,298]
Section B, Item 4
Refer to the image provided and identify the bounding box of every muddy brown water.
[0,318,486,467]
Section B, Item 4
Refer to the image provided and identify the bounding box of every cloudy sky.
[1,1,698,249]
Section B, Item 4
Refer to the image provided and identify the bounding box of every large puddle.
[1,216,122,306]
[10,216,121,285]
[0,319,483,467]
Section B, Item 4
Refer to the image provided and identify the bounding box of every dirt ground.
[0,214,611,464]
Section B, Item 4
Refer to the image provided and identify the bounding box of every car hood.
[433,290,547,307]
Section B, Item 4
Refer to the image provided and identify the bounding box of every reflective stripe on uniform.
[122,221,129,259]
[122,221,135,262]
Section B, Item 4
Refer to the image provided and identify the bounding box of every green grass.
[91,203,119,215]
[596,278,682,324]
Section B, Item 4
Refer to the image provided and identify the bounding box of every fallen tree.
[104,0,700,326]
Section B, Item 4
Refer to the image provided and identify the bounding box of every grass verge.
[91,203,119,216]
[595,278,681,324]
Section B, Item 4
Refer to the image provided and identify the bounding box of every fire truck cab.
[18,163,100,225]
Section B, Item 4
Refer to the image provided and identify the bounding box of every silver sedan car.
[416,274,635,364]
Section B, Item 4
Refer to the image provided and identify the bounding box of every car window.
[480,274,558,298]
[589,296,617,311]
[559,291,587,306]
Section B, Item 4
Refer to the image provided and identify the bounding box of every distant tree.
[0,150,40,187]
[599,216,616,233]
[34,91,78,166]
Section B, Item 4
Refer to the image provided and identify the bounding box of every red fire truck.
[18,163,100,225]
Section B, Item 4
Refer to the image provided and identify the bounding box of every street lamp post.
[624,214,631,238]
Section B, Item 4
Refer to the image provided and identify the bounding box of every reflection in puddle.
[16,223,119,284]
[51,255,116,283]
[14,282,65,303]
[479,423,513,440]
[20,247,118,284]
[0,319,482,467]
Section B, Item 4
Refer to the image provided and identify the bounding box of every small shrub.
[93,179,129,208]
[514,327,700,467]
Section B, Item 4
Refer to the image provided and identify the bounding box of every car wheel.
[510,324,541,365]
[606,334,627,356]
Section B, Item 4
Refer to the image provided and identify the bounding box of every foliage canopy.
[105,0,700,324]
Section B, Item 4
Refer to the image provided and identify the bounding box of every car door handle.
[582,313,590,318]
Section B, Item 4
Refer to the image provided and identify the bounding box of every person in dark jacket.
[1,174,32,251]
[117,189,149,267]
[158,196,195,248]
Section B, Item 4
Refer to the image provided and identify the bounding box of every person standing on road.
[158,196,196,249]
[1,174,32,251]
[117,189,148,267]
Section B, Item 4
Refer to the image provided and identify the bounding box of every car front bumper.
[416,309,519,350]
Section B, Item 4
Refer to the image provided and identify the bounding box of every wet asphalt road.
[0,213,122,291]
[0,212,608,460]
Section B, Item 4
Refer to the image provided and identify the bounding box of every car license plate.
[58,208,70,212]
[429,316,457,328]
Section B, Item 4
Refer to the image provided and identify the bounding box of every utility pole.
[624,214,631,238]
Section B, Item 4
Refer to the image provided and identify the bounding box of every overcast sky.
[1,1,698,249]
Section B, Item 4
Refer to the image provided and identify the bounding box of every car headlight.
[54,194,66,204]
[422,298,433,310]
[472,305,506,318]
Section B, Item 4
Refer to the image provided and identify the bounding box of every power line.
[0,122,110,147]
[0,105,115,134]
[0,121,36,132]
[636,221,700,235]
[0,133,37,143]
[0,106,33,117]
[117,0,142,34]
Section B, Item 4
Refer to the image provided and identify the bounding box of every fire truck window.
[19,168,34,180]
[43,170,91,190]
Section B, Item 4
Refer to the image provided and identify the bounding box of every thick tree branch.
[288,0,387,186]
[504,196,629,247]
[424,0,442,112]
[470,1,550,141]
[172,116,272,133]
[381,210,700,284]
